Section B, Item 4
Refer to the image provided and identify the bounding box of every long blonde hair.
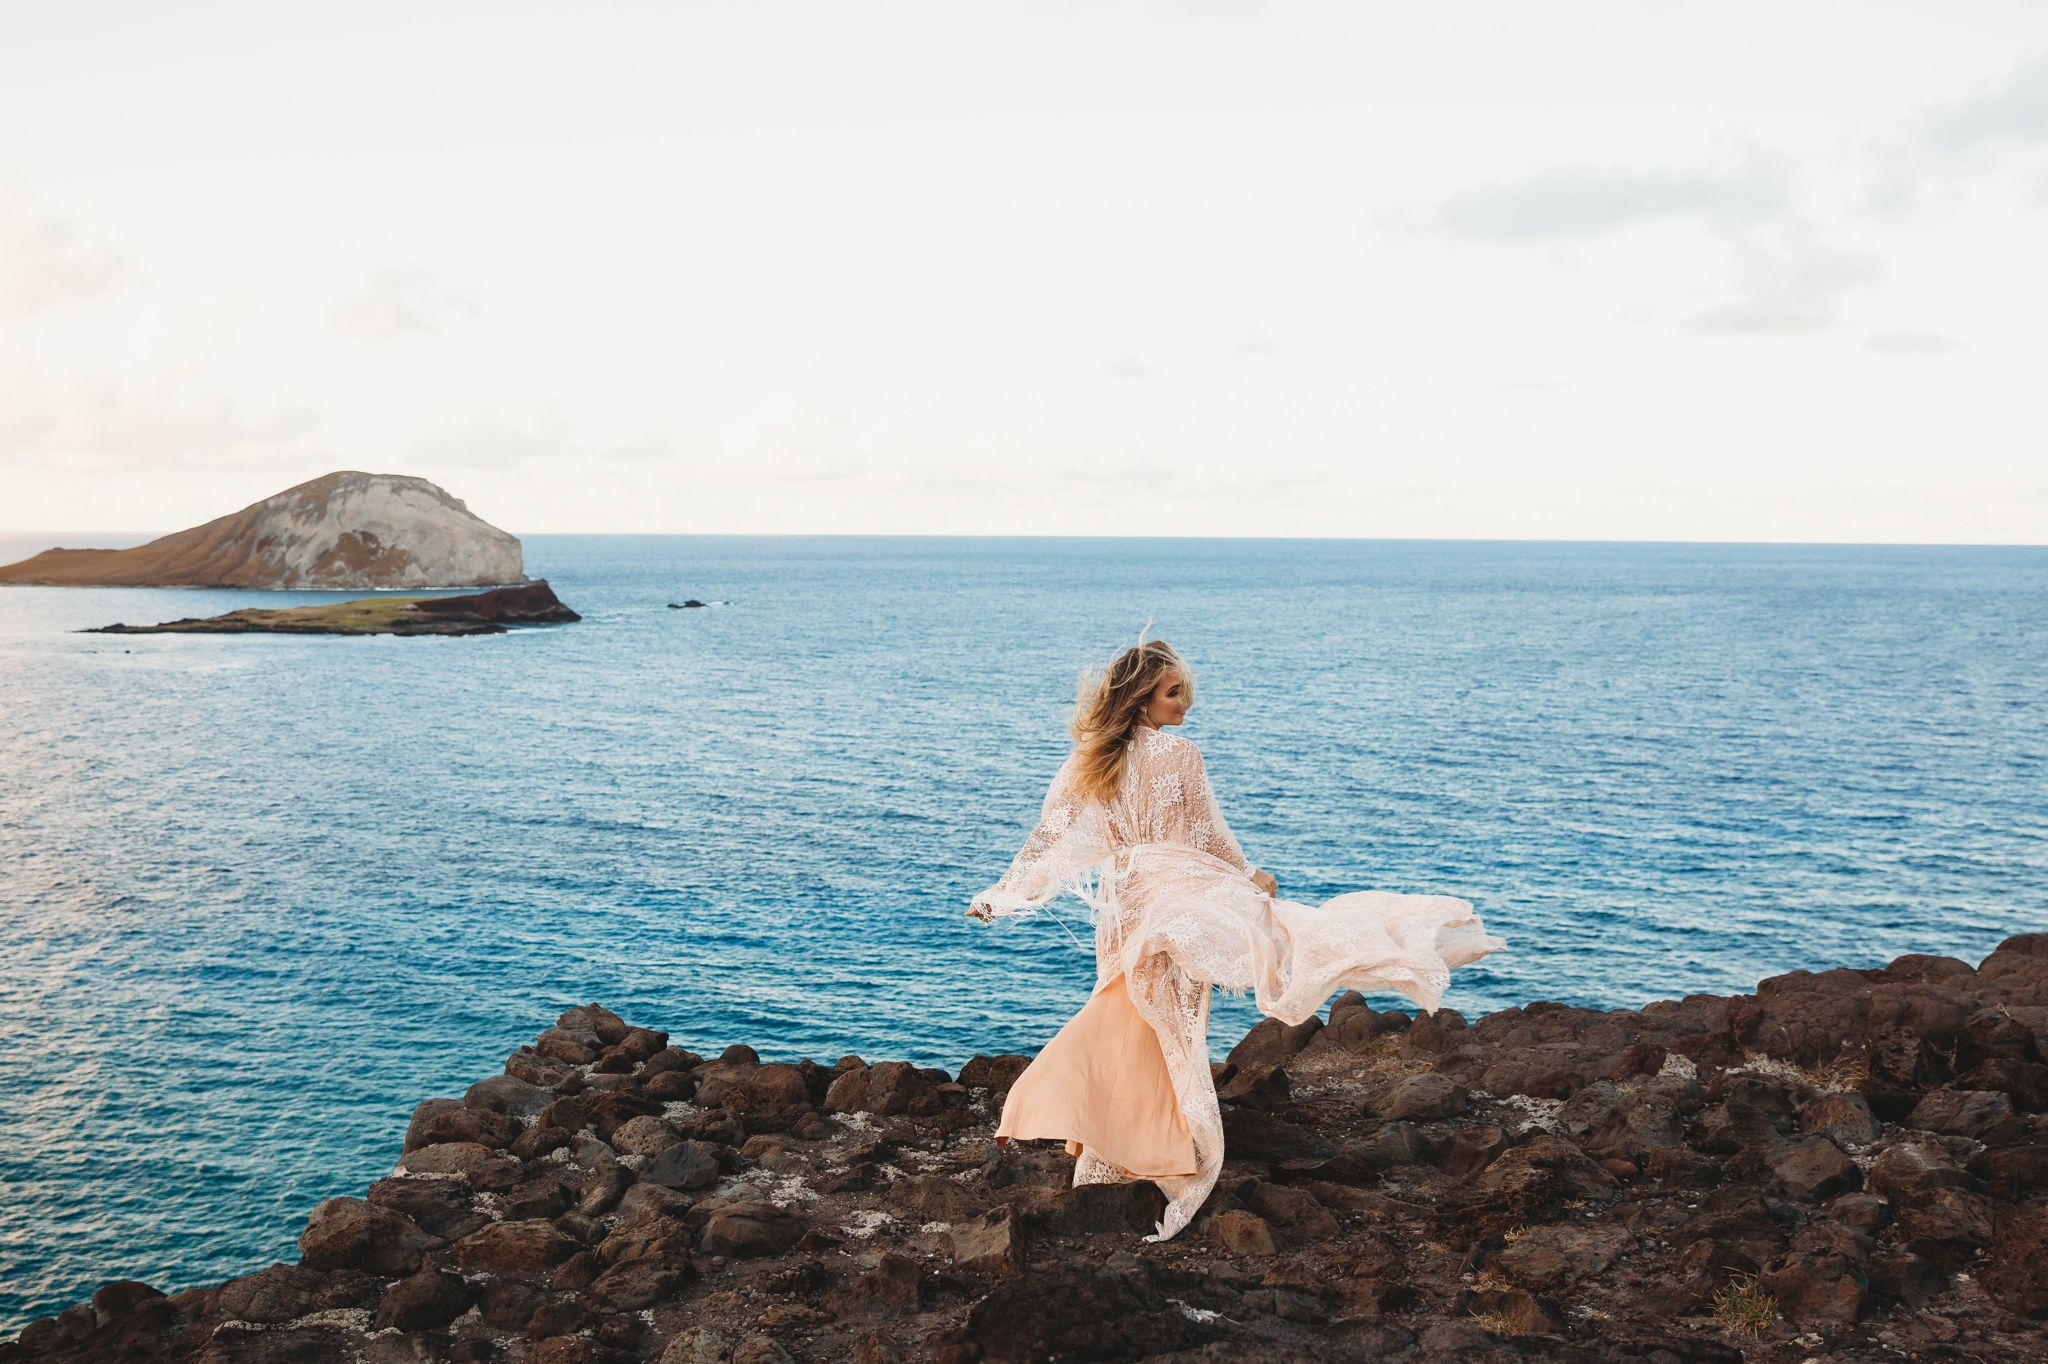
[1069,639,1193,805]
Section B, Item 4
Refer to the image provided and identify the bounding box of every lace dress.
[971,726,1503,1241]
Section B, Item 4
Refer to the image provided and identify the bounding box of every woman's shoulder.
[1135,727,1202,762]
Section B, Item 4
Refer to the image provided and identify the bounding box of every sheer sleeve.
[1177,741,1254,875]
[970,756,1115,919]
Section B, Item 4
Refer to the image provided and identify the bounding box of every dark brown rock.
[297,1198,435,1276]
[1772,1137,1862,1202]
[449,1219,583,1271]
[1760,1251,1868,1325]
[644,1140,722,1191]
[1799,1090,1882,1145]
[589,1254,696,1311]
[367,1177,484,1241]
[465,1075,554,1117]
[1867,1141,1978,1202]
[404,1101,522,1152]
[824,1061,941,1117]
[1895,1187,1997,1267]
[697,1202,804,1258]
[477,1282,547,1331]
[374,1268,470,1331]
[1909,1088,2015,1138]
[966,1264,1214,1363]
[943,1204,1024,1278]
[219,1265,327,1324]
[1374,1072,1466,1122]
[1225,1015,1324,1068]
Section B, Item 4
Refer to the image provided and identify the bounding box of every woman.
[969,640,1502,1241]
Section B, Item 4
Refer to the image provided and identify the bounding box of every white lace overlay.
[971,727,1504,1240]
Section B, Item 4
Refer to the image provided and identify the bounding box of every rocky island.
[9,935,2047,1364]
[0,473,524,590]
[86,582,581,637]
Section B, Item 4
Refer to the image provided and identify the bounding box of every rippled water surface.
[2,535,2045,1328]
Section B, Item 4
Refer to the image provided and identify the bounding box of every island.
[0,472,525,590]
[86,582,581,637]
[7,934,2047,1364]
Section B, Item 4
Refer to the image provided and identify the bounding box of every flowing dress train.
[971,727,1503,1242]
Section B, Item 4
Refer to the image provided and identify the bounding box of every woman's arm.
[1178,741,1275,895]
[967,758,1113,920]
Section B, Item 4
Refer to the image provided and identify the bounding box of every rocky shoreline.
[9,935,2047,1364]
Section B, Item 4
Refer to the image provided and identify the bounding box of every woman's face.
[1141,670,1191,728]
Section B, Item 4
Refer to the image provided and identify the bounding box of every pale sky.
[3,1,2046,540]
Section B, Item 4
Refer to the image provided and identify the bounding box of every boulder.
[824,1061,941,1117]
[697,1203,804,1258]
[373,1268,470,1331]
[943,1205,1024,1278]
[367,1177,483,1240]
[1247,1183,1339,1243]
[1799,1091,1882,1146]
[465,1075,554,1117]
[449,1219,584,1271]
[1772,1138,1862,1202]
[404,1101,521,1152]
[1908,1089,2014,1139]
[396,1144,484,1180]
[644,1140,722,1191]
[1207,1209,1278,1257]
[1895,1188,1997,1267]
[610,1115,684,1157]
[1375,1072,1467,1122]
[297,1198,435,1276]
[219,1265,327,1324]
[1760,1251,1868,1326]
[589,1254,696,1311]
[1226,1015,1325,1068]
[1867,1142,1977,1202]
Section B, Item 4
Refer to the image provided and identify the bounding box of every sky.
[2,0,2046,541]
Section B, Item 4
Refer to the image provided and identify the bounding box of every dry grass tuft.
[1713,1275,1777,1338]
[1470,1310,1519,1336]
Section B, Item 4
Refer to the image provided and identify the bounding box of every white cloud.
[406,401,575,469]
[1868,330,1962,356]
[1928,52,2048,152]
[331,268,478,340]
[1435,166,1784,241]
[1689,239,1884,334]
[0,181,132,321]
[1105,353,1149,379]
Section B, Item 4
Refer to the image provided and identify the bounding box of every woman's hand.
[966,903,995,923]
[1251,868,1277,897]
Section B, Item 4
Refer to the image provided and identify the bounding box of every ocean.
[1,534,2043,1330]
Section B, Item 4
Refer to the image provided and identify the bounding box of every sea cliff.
[0,473,522,590]
[8,936,2047,1364]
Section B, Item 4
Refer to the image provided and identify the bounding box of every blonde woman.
[969,639,1502,1241]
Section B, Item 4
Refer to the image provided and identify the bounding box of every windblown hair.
[1069,639,1194,806]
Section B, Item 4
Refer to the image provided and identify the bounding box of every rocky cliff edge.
[9,935,2048,1364]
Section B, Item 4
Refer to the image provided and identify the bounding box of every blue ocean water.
[1,535,2044,1330]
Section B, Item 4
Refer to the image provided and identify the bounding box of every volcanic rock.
[0,472,522,588]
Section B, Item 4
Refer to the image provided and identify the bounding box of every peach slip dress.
[970,727,1504,1242]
